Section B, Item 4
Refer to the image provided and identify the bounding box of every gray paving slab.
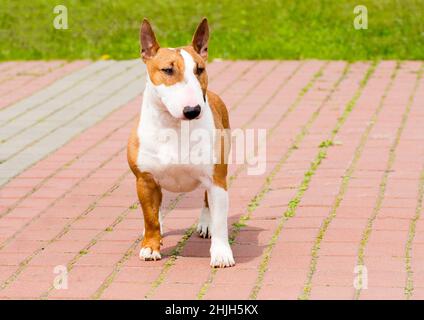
[0,60,146,186]
[0,61,113,127]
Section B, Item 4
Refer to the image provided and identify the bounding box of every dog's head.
[140,18,209,121]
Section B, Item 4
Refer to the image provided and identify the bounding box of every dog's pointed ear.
[192,18,209,61]
[140,19,160,61]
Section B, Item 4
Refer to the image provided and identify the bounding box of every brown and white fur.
[127,18,235,267]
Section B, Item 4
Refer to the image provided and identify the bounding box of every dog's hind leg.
[197,191,211,238]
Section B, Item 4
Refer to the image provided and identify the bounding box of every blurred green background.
[0,0,423,61]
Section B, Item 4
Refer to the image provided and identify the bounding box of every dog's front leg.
[136,172,162,261]
[207,184,235,268]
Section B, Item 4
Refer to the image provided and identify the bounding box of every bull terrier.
[127,18,235,267]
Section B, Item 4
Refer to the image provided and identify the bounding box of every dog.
[127,18,235,268]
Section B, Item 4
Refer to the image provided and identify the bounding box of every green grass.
[0,0,423,61]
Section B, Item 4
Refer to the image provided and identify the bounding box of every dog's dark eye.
[196,66,205,76]
[161,67,174,75]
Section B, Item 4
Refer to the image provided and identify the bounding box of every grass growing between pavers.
[91,193,186,300]
[196,63,348,299]
[405,166,424,299]
[228,62,334,239]
[143,224,197,300]
[248,62,377,300]
[299,62,400,300]
[0,166,132,291]
[354,63,424,299]
[0,145,131,253]
[40,196,140,299]
[1,1,424,60]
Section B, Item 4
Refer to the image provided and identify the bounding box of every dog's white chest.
[137,137,208,192]
[136,101,215,193]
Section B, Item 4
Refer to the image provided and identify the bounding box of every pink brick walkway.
[0,61,89,110]
[0,60,423,300]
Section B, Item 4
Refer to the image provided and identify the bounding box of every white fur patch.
[210,240,235,268]
[139,247,161,261]
[207,186,235,268]
[197,206,211,238]
[136,70,215,193]
[150,49,205,119]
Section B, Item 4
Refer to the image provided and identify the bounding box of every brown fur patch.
[145,48,184,86]
[207,90,230,190]
[144,46,208,98]
[137,172,162,252]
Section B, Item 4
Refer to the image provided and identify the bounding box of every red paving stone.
[0,60,90,110]
[0,60,424,300]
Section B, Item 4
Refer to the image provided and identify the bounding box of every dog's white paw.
[210,242,235,268]
[197,208,211,238]
[139,247,161,261]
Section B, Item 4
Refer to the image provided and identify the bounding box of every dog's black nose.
[183,105,201,120]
